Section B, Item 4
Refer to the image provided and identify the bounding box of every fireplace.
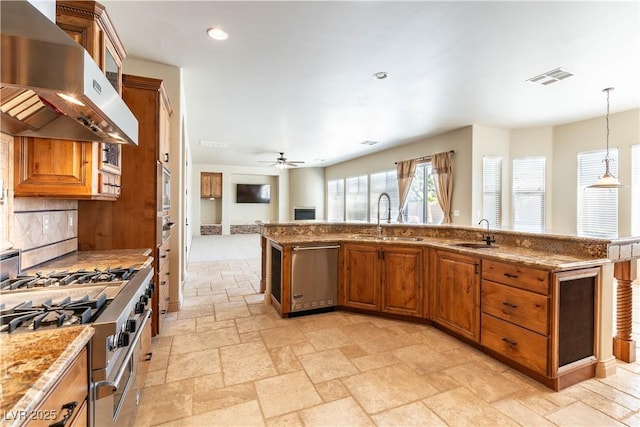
[294,207,316,220]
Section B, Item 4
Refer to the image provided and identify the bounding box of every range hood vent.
[0,0,138,145]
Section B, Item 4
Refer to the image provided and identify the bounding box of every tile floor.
[134,246,640,426]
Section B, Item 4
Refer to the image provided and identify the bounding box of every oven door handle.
[95,309,151,392]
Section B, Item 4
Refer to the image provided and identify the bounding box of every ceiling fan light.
[588,171,623,189]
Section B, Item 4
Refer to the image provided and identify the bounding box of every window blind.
[633,145,640,235]
[512,157,545,232]
[577,149,618,238]
[327,179,344,221]
[482,156,502,228]
[345,175,368,222]
[370,170,399,221]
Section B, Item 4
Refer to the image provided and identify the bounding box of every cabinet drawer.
[482,280,548,335]
[29,348,88,426]
[481,313,548,375]
[158,239,171,271]
[482,259,549,294]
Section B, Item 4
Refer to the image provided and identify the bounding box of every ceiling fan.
[259,152,305,169]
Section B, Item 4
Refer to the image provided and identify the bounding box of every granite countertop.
[24,248,153,274]
[264,233,610,271]
[0,326,94,427]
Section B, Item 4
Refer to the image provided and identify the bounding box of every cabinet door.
[211,173,222,198]
[14,137,93,197]
[343,244,380,311]
[433,250,481,342]
[381,247,423,317]
[158,101,171,164]
[201,173,212,198]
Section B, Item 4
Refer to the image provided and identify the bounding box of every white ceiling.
[101,1,640,168]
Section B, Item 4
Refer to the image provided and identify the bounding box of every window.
[405,162,444,224]
[327,179,344,221]
[345,175,368,221]
[512,157,546,232]
[577,149,618,238]
[633,145,640,236]
[370,170,399,222]
[482,156,502,228]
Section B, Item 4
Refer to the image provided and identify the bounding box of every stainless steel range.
[0,249,154,427]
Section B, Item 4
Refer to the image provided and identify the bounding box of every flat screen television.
[236,184,271,203]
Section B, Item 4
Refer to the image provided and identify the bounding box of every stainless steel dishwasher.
[291,244,340,313]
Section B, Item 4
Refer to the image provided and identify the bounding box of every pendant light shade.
[588,87,623,189]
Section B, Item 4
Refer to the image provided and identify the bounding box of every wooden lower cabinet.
[27,348,89,426]
[342,243,423,317]
[157,259,170,333]
[431,250,481,342]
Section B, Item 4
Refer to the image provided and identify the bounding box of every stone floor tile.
[144,370,166,388]
[192,382,257,415]
[423,387,519,426]
[265,412,303,427]
[580,379,640,411]
[350,351,401,372]
[269,346,303,374]
[158,318,196,337]
[165,348,221,382]
[240,330,264,343]
[314,378,351,402]
[170,327,240,355]
[177,304,216,320]
[343,364,438,413]
[260,325,308,349]
[443,360,528,403]
[220,340,278,386]
[372,401,448,426]
[298,397,374,426]
[158,400,264,427]
[559,384,635,420]
[304,327,355,351]
[255,371,323,418]
[492,397,556,426]
[196,318,236,333]
[235,313,278,334]
[214,300,252,320]
[393,344,467,375]
[193,373,225,393]
[136,378,194,426]
[298,348,359,383]
[545,401,625,426]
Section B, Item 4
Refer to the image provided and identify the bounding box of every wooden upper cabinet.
[13,1,127,200]
[201,172,222,199]
[56,1,126,95]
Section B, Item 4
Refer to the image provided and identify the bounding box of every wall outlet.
[68,212,74,228]
[42,215,50,234]
[453,210,460,217]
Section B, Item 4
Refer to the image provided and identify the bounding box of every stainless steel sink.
[379,236,423,242]
[451,242,497,249]
[348,235,423,242]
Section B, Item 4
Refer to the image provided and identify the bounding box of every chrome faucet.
[478,218,495,246]
[377,192,391,238]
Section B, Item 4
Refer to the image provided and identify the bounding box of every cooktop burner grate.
[0,293,107,333]
[0,265,135,291]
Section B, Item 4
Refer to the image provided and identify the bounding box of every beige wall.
[472,125,511,227]
[552,109,639,236]
[326,126,474,224]
[191,163,289,235]
[289,167,325,220]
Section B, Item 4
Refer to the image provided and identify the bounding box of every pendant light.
[588,87,623,188]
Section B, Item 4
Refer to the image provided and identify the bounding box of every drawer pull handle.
[144,352,153,362]
[49,401,78,427]
[504,273,519,279]
[161,309,167,314]
[502,301,518,308]
[502,337,517,347]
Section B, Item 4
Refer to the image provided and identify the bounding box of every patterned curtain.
[433,151,453,223]
[396,159,417,222]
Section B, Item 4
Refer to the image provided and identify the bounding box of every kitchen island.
[259,221,639,390]
[0,326,94,427]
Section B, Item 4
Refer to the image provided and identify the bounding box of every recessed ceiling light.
[207,27,229,41]
[373,72,388,80]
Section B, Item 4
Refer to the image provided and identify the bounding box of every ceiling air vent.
[361,140,379,146]
[527,67,574,85]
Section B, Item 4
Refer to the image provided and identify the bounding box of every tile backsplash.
[1,133,78,271]
[13,198,78,270]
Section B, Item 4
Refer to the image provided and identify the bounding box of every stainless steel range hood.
[0,0,138,145]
